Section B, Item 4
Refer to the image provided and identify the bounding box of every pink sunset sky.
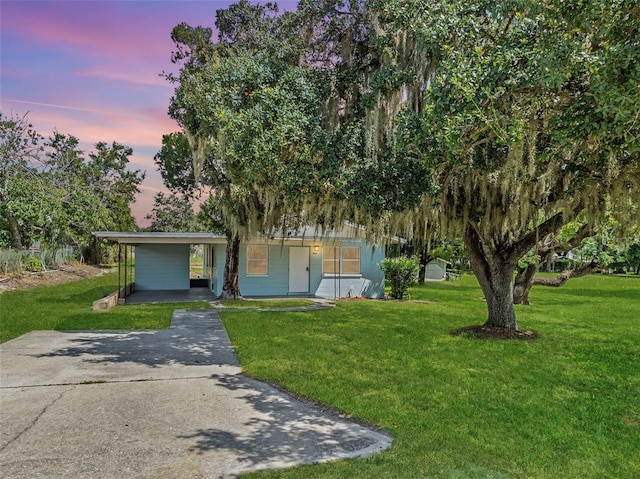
[1,0,296,228]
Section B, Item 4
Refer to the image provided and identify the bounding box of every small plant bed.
[218,298,316,310]
[0,263,108,294]
[451,324,538,340]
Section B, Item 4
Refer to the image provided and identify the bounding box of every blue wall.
[211,241,385,299]
[314,242,386,299]
[135,244,190,290]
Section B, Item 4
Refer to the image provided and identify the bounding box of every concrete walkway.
[0,310,391,478]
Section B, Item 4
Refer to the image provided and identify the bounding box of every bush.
[26,256,44,272]
[379,256,420,299]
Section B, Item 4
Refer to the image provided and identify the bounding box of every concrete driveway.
[0,310,391,478]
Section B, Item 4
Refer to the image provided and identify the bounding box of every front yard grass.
[0,273,210,343]
[221,274,640,478]
[1,271,638,477]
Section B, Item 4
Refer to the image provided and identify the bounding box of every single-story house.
[94,226,388,300]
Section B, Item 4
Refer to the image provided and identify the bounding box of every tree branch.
[510,212,565,260]
[533,261,598,286]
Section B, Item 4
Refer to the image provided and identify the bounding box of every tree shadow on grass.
[179,373,392,473]
[539,287,640,302]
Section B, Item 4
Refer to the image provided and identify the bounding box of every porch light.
[313,245,320,254]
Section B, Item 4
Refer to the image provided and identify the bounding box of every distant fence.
[1,247,77,276]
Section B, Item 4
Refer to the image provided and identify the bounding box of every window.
[322,246,361,275]
[247,245,268,275]
[341,247,360,274]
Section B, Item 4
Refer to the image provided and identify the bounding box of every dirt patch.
[451,324,538,340]
[0,263,110,294]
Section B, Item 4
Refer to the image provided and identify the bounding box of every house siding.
[233,242,385,298]
[149,240,386,299]
[315,242,386,299]
[135,244,190,290]
[240,245,290,296]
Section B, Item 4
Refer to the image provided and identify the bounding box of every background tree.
[625,241,640,275]
[145,192,200,232]
[0,112,144,262]
[49,139,144,263]
[515,217,639,302]
[196,193,226,234]
[0,112,44,248]
[513,220,595,304]
[154,132,203,198]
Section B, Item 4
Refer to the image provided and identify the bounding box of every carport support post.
[117,243,121,297]
[127,245,133,292]
[334,246,338,300]
[124,244,129,294]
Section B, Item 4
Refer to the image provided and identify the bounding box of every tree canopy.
[145,192,201,233]
[161,2,329,297]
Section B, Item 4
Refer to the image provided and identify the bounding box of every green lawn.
[220,274,640,478]
[0,272,210,343]
[1,272,638,477]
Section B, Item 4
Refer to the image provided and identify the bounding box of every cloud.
[2,98,117,115]
[1,1,225,65]
[3,2,168,60]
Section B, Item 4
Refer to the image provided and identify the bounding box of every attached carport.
[93,232,227,301]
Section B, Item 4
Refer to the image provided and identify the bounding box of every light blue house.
[94,226,387,299]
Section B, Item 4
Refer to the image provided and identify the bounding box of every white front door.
[289,247,310,293]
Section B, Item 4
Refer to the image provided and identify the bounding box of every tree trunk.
[464,224,519,330]
[418,247,430,284]
[6,210,24,249]
[512,262,538,305]
[219,231,242,299]
[86,236,99,265]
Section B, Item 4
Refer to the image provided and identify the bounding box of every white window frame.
[322,246,361,276]
[246,245,269,276]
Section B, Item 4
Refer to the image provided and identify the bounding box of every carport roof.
[93,231,227,245]
[94,225,403,245]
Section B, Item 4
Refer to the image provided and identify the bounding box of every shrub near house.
[379,256,420,299]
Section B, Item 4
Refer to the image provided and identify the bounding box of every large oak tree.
[304,0,640,330]
[164,2,327,298]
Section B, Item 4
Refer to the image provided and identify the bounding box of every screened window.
[247,245,268,275]
[322,246,361,275]
[322,246,339,274]
[341,247,361,274]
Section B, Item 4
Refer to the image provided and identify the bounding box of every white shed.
[424,258,449,281]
